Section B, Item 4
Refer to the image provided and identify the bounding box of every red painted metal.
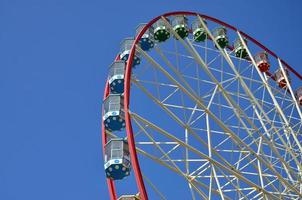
[103,11,302,200]
[160,11,302,80]
[101,81,117,200]
[102,55,120,200]
[123,41,148,200]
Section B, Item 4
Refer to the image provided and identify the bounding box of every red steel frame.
[101,11,302,200]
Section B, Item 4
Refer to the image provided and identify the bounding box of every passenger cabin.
[153,18,170,42]
[103,94,125,132]
[192,18,207,42]
[295,87,302,105]
[171,15,189,39]
[118,194,140,200]
[213,27,228,49]
[108,61,126,94]
[234,38,248,58]
[274,69,290,89]
[136,23,154,51]
[254,52,270,72]
[104,138,131,180]
[120,38,141,66]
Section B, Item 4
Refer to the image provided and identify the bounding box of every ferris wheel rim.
[102,11,302,200]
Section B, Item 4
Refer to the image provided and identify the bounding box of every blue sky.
[1,0,302,199]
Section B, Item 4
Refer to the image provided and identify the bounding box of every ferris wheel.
[101,11,302,200]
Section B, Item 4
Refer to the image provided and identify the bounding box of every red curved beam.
[101,81,117,200]
[103,11,302,200]
[102,55,120,200]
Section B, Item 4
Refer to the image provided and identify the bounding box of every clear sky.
[1,0,302,199]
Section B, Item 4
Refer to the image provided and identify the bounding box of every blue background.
[1,0,301,199]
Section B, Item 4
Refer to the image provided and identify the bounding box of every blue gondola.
[120,37,141,67]
[104,138,131,180]
[108,61,125,94]
[136,23,155,51]
[103,94,125,132]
